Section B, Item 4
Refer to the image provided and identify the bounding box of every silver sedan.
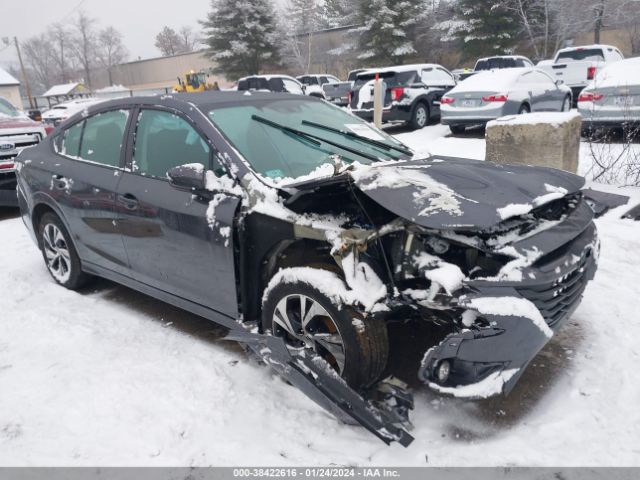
[578,57,640,135]
[440,68,572,134]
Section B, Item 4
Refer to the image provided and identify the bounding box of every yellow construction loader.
[173,70,218,93]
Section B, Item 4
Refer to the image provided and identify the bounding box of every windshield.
[557,49,604,62]
[208,98,409,181]
[0,98,19,117]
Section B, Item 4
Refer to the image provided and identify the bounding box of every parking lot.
[1,124,639,466]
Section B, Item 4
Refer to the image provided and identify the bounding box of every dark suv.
[15,92,598,437]
[350,64,457,129]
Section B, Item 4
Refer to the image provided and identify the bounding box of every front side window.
[79,110,129,167]
[132,109,210,178]
[208,97,409,181]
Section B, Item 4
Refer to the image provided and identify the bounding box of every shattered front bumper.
[419,222,599,398]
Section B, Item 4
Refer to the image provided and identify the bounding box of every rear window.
[556,49,604,62]
[238,78,284,92]
[0,98,19,117]
[299,76,319,86]
[348,70,363,82]
[353,71,418,90]
[475,58,520,70]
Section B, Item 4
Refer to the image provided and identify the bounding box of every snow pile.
[487,111,582,129]
[414,252,465,295]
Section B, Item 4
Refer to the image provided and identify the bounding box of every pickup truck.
[539,45,624,106]
[0,96,49,207]
[322,69,367,107]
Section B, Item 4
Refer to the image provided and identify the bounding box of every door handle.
[51,174,67,190]
[118,193,139,210]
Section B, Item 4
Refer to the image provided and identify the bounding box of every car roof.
[73,91,318,116]
[476,55,531,61]
[556,44,618,53]
[239,74,298,81]
[358,63,445,76]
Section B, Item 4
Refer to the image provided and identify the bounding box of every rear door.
[116,107,240,317]
[50,109,131,274]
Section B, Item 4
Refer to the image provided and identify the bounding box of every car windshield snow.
[208,97,410,181]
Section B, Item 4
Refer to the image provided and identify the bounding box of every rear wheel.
[518,104,531,114]
[449,125,466,135]
[262,270,388,390]
[409,102,430,130]
[38,212,90,290]
[561,95,571,112]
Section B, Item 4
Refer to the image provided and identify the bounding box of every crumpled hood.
[348,158,585,230]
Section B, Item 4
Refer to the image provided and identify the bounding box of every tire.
[409,102,430,130]
[561,95,571,112]
[449,125,466,135]
[518,103,531,114]
[38,212,90,290]
[262,272,388,390]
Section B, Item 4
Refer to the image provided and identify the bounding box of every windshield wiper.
[301,120,413,157]
[251,115,380,162]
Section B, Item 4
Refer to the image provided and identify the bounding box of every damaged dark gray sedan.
[14,92,599,445]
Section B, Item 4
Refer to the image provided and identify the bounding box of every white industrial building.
[0,67,21,109]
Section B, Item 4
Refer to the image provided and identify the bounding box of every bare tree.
[21,36,58,92]
[178,26,200,53]
[49,23,72,83]
[155,26,181,56]
[97,27,128,84]
[71,11,98,88]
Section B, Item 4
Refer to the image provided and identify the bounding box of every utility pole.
[14,37,34,109]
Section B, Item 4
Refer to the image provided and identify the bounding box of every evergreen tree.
[355,0,425,66]
[451,0,520,60]
[288,0,321,34]
[320,0,358,29]
[202,0,281,80]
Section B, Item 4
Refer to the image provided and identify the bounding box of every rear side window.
[354,71,418,90]
[132,109,210,178]
[557,49,604,62]
[79,110,129,167]
[59,121,84,157]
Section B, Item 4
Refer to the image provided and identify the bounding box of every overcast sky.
[0,0,261,67]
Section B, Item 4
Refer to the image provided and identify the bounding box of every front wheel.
[561,95,571,112]
[409,102,430,130]
[262,269,389,390]
[38,212,90,290]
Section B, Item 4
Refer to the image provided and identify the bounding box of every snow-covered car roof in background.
[476,55,531,61]
[42,98,104,118]
[590,57,640,88]
[239,74,301,83]
[449,67,535,92]
[555,44,619,53]
[357,64,446,76]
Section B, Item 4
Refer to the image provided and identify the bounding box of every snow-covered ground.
[1,124,639,466]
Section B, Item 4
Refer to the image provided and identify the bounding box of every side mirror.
[167,164,207,193]
[555,79,564,86]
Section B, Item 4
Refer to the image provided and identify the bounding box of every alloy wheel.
[42,223,72,283]
[415,106,427,127]
[272,294,346,374]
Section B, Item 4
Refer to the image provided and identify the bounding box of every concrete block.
[485,112,582,173]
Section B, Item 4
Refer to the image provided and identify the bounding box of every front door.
[116,107,240,317]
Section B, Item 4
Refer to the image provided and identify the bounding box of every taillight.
[348,91,353,104]
[578,92,604,102]
[587,66,597,80]
[482,94,508,102]
[441,96,455,105]
[390,87,405,101]
[44,126,55,136]
[0,162,14,170]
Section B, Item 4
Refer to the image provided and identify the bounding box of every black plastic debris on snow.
[582,188,630,217]
[622,204,640,221]
[225,329,415,447]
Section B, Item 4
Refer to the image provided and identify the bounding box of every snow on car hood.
[348,157,585,230]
